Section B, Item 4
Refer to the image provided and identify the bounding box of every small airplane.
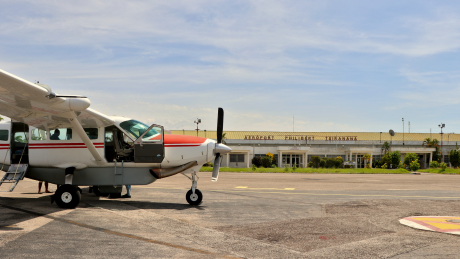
[0,69,232,208]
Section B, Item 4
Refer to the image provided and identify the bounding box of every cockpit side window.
[120,120,160,141]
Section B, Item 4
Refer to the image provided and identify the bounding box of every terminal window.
[230,154,245,162]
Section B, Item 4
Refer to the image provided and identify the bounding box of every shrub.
[272,157,277,167]
[389,151,401,167]
[381,163,387,169]
[251,157,262,167]
[410,160,420,172]
[440,162,447,171]
[284,165,289,172]
[261,156,272,168]
[320,158,327,168]
[373,159,383,168]
[271,164,276,168]
[311,156,321,168]
[251,164,257,171]
[382,153,391,165]
[430,161,439,168]
[292,163,297,171]
[404,153,419,167]
[449,148,460,168]
[398,162,404,169]
[326,158,336,168]
[308,161,313,168]
[335,156,344,168]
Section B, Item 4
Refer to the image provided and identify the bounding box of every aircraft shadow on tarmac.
[0,192,205,231]
[0,195,63,231]
[78,188,206,211]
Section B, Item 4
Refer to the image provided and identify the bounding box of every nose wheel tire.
[186,189,202,205]
[55,184,81,209]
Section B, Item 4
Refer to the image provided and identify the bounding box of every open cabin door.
[133,124,164,163]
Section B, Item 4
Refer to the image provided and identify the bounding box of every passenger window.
[84,128,98,140]
[14,132,28,143]
[105,132,113,142]
[0,130,8,141]
[50,128,72,140]
[31,129,47,140]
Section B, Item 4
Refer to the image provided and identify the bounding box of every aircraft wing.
[0,69,113,129]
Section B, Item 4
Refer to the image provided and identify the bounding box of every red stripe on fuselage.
[163,135,206,145]
[29,143,104,146]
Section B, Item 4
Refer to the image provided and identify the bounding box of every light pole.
[402,118,404,145]
[439,123,445,162]
[194,118,201,137]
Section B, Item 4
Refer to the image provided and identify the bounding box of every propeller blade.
[212,154,221,182]
[216,108,224,143]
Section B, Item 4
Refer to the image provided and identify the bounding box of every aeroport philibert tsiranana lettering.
[244,135,358,141]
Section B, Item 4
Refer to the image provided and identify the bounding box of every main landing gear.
[54,184,81,209]
[184,171,202,205]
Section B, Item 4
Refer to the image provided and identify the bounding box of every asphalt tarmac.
[1,172,460,258]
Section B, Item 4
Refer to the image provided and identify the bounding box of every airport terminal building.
[171,130,459,169]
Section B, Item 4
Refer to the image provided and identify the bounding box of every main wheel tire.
[186,189,202,205]
[55,184,81,209]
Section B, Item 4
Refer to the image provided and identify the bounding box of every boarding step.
[0,164,28,192]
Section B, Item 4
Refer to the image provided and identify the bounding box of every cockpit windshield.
[119,120,161,141]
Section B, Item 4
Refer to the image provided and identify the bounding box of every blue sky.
[1,1,460,133]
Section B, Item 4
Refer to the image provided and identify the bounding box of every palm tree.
[221,132,227,144]
[382,141,390,155]
[423,138,440,162]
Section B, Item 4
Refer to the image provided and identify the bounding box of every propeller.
[212,108,225,182]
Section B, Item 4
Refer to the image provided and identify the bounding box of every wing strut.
[66,112,107,165]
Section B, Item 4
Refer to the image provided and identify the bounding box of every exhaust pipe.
[150,161,198,179]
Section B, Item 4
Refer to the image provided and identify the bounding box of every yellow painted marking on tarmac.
[428,222,460,230]
[139,187,460,199]
[138,186,188,190]
[235,187,295,190]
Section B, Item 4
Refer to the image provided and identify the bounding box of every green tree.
[382,141,390,155]
[251,156,262,167]
[410,160,420,172]
[319,158,326,168]
[423,138,440,162]
[449,146,460,168]
[335,156,344,168]
[363,153,371,168]
[381,153,391,168]
[326,158,336,168]
[221,133,227,144]
[311,156,321,168]
[389,151,401,167]
[261,156,272,168]
[404,153,419,167]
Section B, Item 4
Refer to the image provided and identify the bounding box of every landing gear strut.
[54,184,81,209]
[183,171,202,205]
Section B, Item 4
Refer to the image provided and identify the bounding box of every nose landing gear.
[183,171,202,205]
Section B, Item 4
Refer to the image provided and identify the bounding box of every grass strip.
[200,167,411,174]
[419,168,460,174]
